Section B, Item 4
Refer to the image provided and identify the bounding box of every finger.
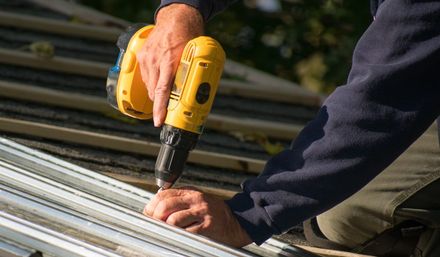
[136,44,159,102]
[143,189,186,216]
[152,196,191,221]
[136,51,150,92]
[166,209,200,228]
[185,223,204,234]
[153,65,174,127]
[147,60,159,102]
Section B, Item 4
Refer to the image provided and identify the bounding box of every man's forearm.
[156,0,237,22]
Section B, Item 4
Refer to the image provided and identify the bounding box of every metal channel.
[0,211,122,257]
[0,165,250,257]
[0,144,256,257]
[256,239,321,257]
[0,137,316,257]
[0,238,37,257]
[0,186,185,257]
[0,137,152,211]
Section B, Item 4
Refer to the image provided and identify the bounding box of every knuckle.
[148,82,156,92]
[154,203,168,220]
[197,202,209,214]
[192,191,205,202]
[143,206,152,216]
[143,51,155,61]
[203,216,213,227]
[143,78,151,87]
[147,79,155,89]
[155,203,166,214]
[173,189,184,196]
[136,52,145,62]
[189,225,202,234]
[153,194,165,205]
[155,191,164,199]
[166,215,178,226]
[154,86,170,97]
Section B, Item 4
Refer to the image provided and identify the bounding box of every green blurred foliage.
[81,0,371,94]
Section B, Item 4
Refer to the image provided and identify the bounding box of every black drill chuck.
[155,125,199,189]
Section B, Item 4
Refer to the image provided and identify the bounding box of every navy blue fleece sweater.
[157,0,440,244]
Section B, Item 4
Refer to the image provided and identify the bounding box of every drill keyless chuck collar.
[155,125,199,189]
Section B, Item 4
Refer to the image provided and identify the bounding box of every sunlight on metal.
[0,137,318,257]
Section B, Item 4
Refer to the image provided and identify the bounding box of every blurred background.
[79,0,371,94]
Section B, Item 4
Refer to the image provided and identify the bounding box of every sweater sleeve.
[226,0,440,245]
[155,0,237,22]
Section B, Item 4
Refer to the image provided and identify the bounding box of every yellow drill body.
[166,37,226,134]
[106,25,225,189]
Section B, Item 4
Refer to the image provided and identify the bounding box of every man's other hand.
[137,4,204,127]
[143,187,253,248]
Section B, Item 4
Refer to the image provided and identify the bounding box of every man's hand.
[143,187,253,248]
[137,4,204,127]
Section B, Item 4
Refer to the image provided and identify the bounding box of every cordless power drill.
[106,24,226,190]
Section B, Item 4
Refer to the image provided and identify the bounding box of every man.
[140,0,440,255]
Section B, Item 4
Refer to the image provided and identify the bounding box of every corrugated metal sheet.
[0,137,319,257]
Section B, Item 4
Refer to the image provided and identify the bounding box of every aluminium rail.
[0,142,257,257]
[0,238,38,257]
[0,137,319,257]
[0,186,195,257]
[0,211,123,257]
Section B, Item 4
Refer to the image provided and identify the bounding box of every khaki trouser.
[317,124,440,257]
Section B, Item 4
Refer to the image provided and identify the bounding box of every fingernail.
[154,117,160,127]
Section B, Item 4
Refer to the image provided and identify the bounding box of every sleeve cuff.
[155,0,211,22]
[225,192,278,245]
